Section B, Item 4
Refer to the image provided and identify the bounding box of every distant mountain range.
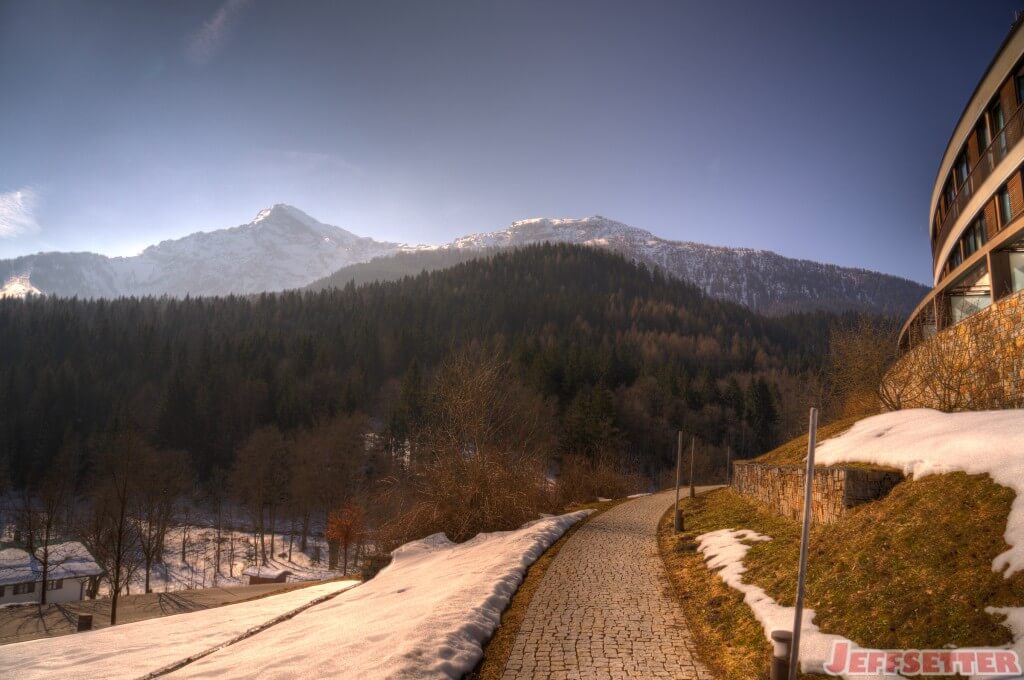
[0,204,928,316]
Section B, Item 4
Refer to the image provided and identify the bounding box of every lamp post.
[789,407,819,680]
[688,436,696,499]
[673,430,683,532]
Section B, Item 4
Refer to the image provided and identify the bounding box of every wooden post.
[673,431,683,532]
[726,446,732,485]
[789,407,818,680]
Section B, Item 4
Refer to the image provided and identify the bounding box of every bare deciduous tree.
[134,448,191,593]
[826,315,902,416]
[90,429,146,625]
[381,350,557,545]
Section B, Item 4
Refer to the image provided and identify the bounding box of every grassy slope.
[661,424,1024,678]
[749,416,860,465]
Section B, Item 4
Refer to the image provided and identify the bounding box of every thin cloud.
[185,0,252,66]
[0,188,40,238]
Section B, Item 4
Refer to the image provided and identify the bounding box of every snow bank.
[814,409,1024,576]
[169,510,591,679]
[1,580,360,679]
[697,528,854,676]
[700,409,1024,678]
[813,408,1024,678]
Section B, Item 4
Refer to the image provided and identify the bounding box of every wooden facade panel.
[985,199,1000,239]
[1010,172,1024,221]
[1001,80,1019,120]
[968,129,981,166]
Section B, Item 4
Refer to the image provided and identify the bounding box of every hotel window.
[949,264,993,324]
[1016,64,1024,105]
[992,101,1008,154]
[949,243,963,270]
[46,579,63,591]
[978,119,992,149]
[1010,239,1024,293]
[955,152,970,187]
[963,216,988,257]
[943,177,956,211]
[999,186,1014,225]
[992,101,1006,132]
[0,585,5,597]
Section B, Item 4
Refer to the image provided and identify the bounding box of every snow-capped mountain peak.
[0,207,929,316]
[0,205,405,298]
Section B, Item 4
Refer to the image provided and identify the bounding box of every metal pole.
[688,436,696,498]
[673,430,683,532]
[789,407,818,680]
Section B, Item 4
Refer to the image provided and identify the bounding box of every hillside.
[311,216,929,316]
[662,410,1024,678]
[306,248,500,291]
[0,243,829,484]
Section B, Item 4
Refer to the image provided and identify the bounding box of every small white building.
[0,541,103,605]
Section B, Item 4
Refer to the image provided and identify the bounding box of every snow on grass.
[697,528,855,677]
[700,408,1024,678]
[812,408,1024,677]
[813,409,1024,576]
[0,580,361,679]
[166,510,592,679]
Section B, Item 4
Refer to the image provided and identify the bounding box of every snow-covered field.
[699,408,1024,679]
[110,525,341,595]
[4,510,590,679]
[0,516,348,596]
[1,580,361,679]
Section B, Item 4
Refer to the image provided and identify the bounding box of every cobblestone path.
[502,490,715,679]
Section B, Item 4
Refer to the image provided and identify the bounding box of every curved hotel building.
[900,21,1024,349]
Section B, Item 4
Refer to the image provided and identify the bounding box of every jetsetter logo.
[824,640,1021,676]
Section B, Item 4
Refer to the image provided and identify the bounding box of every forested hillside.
[0,244,836,493]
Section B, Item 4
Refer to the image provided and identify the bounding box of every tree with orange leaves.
[326,502,365,574]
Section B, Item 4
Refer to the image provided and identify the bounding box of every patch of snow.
[626,493,651,499]
[241,565,291,579]
[814,409,1024,576]
[98,525,341,595]
[0,273,41,299]
[697,528,857,677]
[1,580,361,679]
[812,408,1024,674]
[597,497,612,502]
[167,510,592,678]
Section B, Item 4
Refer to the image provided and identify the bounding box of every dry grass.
[660,474,1024,679]
[658,490,789,679]
[470,498,628,679]
[750,416,860,466]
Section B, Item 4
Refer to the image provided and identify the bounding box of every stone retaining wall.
[893,288,1024,410]
[732,462,903,524]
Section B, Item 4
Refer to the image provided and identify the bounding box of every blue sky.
[1,1,1021,282]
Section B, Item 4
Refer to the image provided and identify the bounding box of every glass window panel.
[950,293,992,323]
[1011,251,1024,292]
